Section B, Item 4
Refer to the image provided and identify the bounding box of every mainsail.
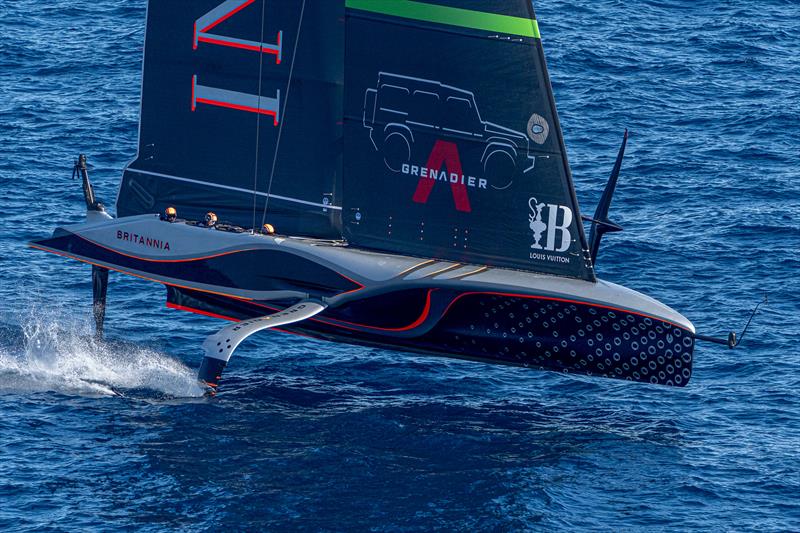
[117,0,344,238]
[116,0,595,281]
[343,0,594,281]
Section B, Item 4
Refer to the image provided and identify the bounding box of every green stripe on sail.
[345,0,541,39]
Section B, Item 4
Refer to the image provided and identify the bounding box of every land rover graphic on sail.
[363,73,536,190]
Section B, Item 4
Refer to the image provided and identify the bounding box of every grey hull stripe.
[126,168,342,211]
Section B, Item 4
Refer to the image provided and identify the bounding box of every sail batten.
[126,168,342,211]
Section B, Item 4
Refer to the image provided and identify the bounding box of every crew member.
[204,212,218,228]
[160,206,178,222]
[261,223,276,235]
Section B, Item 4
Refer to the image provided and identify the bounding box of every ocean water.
[1,0,798,530]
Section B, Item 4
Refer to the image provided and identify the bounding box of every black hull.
[32,215,695,387]
[169,286,693,387]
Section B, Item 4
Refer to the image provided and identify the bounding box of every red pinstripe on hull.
[166,302,238,322]
[166,301,319,340]
[307,289,436,333]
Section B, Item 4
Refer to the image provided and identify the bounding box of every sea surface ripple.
[0,0,798,531]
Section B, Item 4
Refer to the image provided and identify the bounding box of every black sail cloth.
[117,0,344,238]
[343,0,594,281]
[117,0,594,282]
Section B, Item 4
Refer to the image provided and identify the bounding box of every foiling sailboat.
[31,0,752,389]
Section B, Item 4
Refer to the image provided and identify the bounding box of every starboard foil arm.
[198,299,328,388]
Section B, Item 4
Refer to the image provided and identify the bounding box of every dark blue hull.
[31,215,695,387]
[168,286,693,387]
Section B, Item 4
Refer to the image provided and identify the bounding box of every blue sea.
[1,1,798,530]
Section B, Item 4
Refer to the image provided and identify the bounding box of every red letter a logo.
[411,140,472,213]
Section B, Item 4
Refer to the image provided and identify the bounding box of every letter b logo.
[545,204,573,253]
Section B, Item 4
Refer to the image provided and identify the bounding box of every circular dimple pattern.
[438,295,694,387]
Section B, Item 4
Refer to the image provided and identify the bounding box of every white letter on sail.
[546,204,573,253]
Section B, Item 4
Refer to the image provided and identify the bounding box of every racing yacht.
[31,0,748,389]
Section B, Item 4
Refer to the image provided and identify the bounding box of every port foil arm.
[198,300,327,388]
